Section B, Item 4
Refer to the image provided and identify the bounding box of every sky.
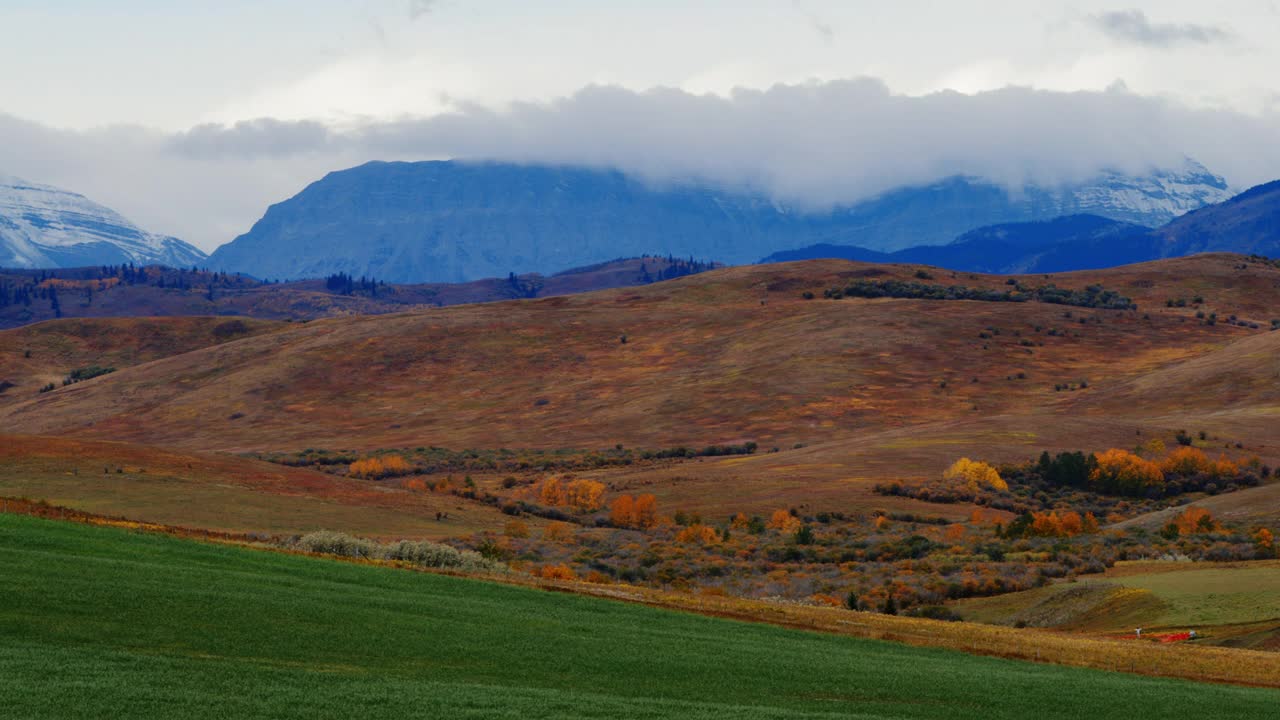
[2,0,1279,252]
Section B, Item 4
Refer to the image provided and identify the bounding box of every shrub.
[293,531,505,573]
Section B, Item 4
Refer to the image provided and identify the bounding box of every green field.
[954,563,1280,640]
[2,515,1277,719]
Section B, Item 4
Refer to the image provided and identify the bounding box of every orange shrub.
[543,521,574,543]
[503,519,530,538]
[675,524,721,545]
[1171,507,1217,535]
[537,564,577,581]
[349,454,413,479]
[767,509,802,534]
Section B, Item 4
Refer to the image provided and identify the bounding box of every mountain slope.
[0,175,206,269]
[1155,179,1280,255]
[206,160,1230,283]
[765,177,1280,274]
[764,215,1159,273]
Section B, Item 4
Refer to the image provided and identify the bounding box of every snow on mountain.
[0,175,207,269]
[1066,159,1232,228]
[207,159,1236,283]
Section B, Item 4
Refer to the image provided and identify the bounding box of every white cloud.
[2,78,1278,253]
[1088,9,1232,48]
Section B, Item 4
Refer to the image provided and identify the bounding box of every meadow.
[4,513,1280,719]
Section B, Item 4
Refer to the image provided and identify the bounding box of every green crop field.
[2,514,1277,719]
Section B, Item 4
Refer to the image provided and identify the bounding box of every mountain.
[1155,179,1280,254]
[764,178,1280,274]
[764,215,1159,273]
[206,160,1230,283]
[0,175,206,270]
[805,160,1230,253]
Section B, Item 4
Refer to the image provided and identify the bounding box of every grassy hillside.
[2,255,1272,455]
[3,513,1278,719]
[954,561,1280,650]
[0,315,283,402]
[0,435,510,538]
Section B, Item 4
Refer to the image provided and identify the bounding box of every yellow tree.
[539,478,566,507]
[565,479,605,511]
[943,458,1008,492]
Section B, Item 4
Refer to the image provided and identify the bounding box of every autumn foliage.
[767,509,802,534]
[1090,449,1163,495]
[1168,507,1218,536]
[349,454,413,479]
[942,458,1008,492]
[675,524,721,545]
[1027,510,1099,537]
[610,494,658,529]
[533,477,606,511]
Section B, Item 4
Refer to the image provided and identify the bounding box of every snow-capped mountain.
[207,159,1234,283]
[1064,160,1232,229]
[0,175,206,269]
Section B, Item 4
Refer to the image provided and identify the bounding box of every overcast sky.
[2,1,1279,251]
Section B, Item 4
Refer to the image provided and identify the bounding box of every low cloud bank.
[3,79,1278,252]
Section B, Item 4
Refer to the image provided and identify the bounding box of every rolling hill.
[3,254,1278,502]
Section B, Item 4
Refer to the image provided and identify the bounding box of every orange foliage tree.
[1027,510,1096,537]
[609,495,635,527]
[609,494,659,529]
[1090,449,1163,496]
[1160,447,1211,476]
[634,494,658,529]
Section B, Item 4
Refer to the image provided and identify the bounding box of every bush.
[295,530,381,559]
[906,605,962,622]
[292,531,506,573]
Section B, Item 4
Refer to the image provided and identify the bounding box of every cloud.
[2,79,1278,253]
[1088,9,1231,48]
[791,1,835,46]
[408,0,439,21]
